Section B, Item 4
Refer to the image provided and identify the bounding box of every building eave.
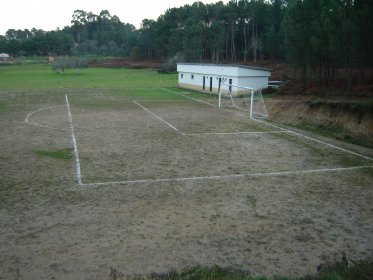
[177,63,271,72]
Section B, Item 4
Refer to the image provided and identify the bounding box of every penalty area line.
[162,88,217,107]
[132,100,185,135]
[81,165,373,187]
[65,94,83,186]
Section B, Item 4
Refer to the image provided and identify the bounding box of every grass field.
[0,64,176,89]
[0,64,372,279]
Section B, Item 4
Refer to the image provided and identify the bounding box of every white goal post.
[218,83,268,119]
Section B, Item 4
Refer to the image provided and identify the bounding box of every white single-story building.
[177,63,271,95]
[0,53,10,61]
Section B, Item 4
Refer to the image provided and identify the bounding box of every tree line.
[1,0,372,89]
[0,10,138,57]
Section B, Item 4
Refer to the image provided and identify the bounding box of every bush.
[158,53,184,73]
[130,46,144,61]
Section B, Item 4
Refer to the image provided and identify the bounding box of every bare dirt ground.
[0,89,372,279]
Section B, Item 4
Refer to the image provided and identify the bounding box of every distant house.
[177,63,271,95]
[0,53,10,61]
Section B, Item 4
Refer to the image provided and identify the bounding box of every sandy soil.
[0,89,372,279]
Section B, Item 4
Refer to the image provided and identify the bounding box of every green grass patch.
[35,148,73,160]
[308,99,373,113]
[262,92,279,98]
[304,258,373,280]
[0,102,7,113]
[129,265,261,280]
[125,259,373,280]
[0,64,177,90]
[338,155,370,167]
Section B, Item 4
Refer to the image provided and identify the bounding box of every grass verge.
[291,121,372,149]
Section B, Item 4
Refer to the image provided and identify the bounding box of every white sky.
[0,0,228,36]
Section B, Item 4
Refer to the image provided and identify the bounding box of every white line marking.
[185,130,287,136]
[135,100,189,102]
[65,94,83,186]
[165,87,372,161]
[132,100,185,135]
[82,165,373,186]
[65,94,103,96]
[3,91,103,96]
[162,88,217,107]
[132,99,274,136]
[67,91,372,187]
[252,119,373,161]
[25,105,68,131]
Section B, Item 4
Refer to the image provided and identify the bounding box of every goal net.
[218,83,268,119]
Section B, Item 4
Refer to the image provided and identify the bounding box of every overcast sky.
[0,0,228,36]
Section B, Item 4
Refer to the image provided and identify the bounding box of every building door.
[209,77,213,92]
[218,78,221,93]
[229,78,232,93]
[203,76,206,90]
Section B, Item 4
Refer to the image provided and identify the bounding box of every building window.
[180,73,183,78]
[191,74,194,79]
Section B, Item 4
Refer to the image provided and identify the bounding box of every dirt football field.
[0,87,372,279]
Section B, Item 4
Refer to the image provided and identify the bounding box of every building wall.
[178,72,239,94]
[237,77,269,90]
[177,64,271,95]
[236,67,270,78]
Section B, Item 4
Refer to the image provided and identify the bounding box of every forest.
[1,0,372,90]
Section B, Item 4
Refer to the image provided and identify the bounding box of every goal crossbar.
[220,83,255,90]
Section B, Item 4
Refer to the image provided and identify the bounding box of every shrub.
[158,53,184,73]
[130,46,144,61]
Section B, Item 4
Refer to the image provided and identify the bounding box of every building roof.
[177,63,271,72]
